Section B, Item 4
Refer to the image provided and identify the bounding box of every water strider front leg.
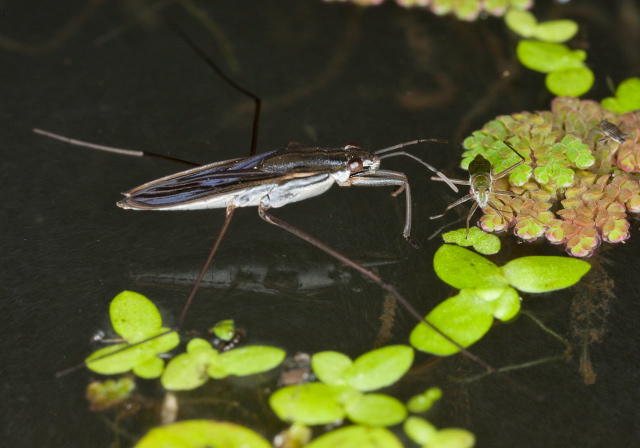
[342,170,418,247]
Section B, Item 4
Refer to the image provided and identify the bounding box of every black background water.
[2,0,640,446]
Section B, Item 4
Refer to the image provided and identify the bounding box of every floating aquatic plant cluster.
[85,245,592,446]
[323,0,532,21]
[461,96,640,257]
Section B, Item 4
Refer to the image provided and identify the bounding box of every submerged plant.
[459,96,640,257]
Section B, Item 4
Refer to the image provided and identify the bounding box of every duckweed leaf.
[404,417,437,446]
[502,256,591,292]
[311,351,353,386]
[86,328,179,375]
[546,66,594,96]
[409,290,495,355]
[269,383,346,425]
[429,428,476,448]
[442,228,501,255]
[434,245,509,289]
[344,393,407,427]
[161,341,219,391]
[407,387,443,414]
[305,426,403,448]
[342,345,414,392]
[110,291,163,340]
[533,20,579,43]
[217,346,285,376]
[133,356,165,379]
[504,10,537,37]
[212,319,236,341]
[134,420,271,448]
[516,40,586,73]
[601,77,640,114]
[478,287,521,321]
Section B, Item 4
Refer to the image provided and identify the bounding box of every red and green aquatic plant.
[323,0,533,21]
[460,96,640,257]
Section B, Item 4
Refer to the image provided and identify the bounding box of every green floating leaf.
[269,383,346,425]
[86,377,136,411]
[601,77,640,114]
[161,340,218,391]
[516,40,586,73]
[305,426,403,448]
[134,420,271,448]
[133,356,165,379]
[546,66,594,97]
[404,417,437,446]
[216,346,285,377]
[429,428,476,448]
[110,291,163,340]
[345,393,407,427]
[407,387,442,414]
[533,20,579,43]
[409,290,495,356]
[342,345,414,392]
[477,287,521,321]
[312,351,353,386]
[505,10,538,38]
[434,245,509,289]
[442,228,501,255]
[86,328,179,375]
[502,256,591,292]
[211,319,236,341]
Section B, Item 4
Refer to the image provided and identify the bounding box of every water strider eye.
[348,158,364,172]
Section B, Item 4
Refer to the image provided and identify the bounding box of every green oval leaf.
[345,393,407,427]
[161,349,218,391]
[407,387,443,414]
[546,66,594,97]
[410,291,495,356]
[533,20,579,43]
[305,426,403,448]
[601,77,640,113]
[516,40,586,73]
[429,428,476,448]
[442,228,501,255]
[434,245,509,289]
[502,256,591,292]
[134,420,271,448]
[404,417,437,446]
[86,329,179,375]
[312,351,353,386]
[133,356,164,379]
[505,10,537,38]
[110,291,163,340]
[217,346,285,376]
[269,383,346,425]
[342,345,414,392]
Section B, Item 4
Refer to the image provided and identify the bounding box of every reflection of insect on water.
[430,139,526,232]
[36,29,502,376]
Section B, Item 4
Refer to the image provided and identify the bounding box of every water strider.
[430,139,526,233]
[35,28,530,389]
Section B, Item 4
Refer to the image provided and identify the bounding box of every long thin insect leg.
[33,128,199,167]
[56,205,237,377]
[378,151,458,192]
[257,205,542,400]
[465,202,479,236]
[430,194,475,219]
[494,140,526,179]
[178,205,235,327]
[169,24,261,156]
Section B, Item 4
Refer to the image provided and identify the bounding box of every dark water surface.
[2,1,640,446]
